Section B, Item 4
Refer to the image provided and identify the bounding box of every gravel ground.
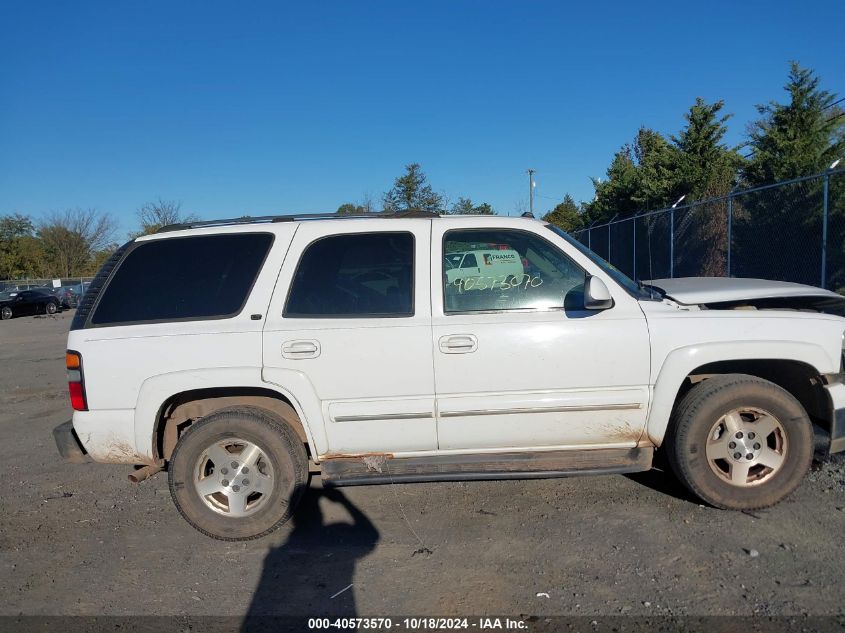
[1,314,844,619]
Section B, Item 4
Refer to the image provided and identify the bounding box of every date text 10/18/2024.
[307,618,529,630]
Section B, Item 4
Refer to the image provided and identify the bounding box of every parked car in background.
[0,289,61,319]
[52,285,82,309]
[444,247,525,289]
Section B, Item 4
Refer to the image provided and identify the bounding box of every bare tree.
[38,208,117,277]
[359,191,377,214]
[513,199,529,216]
[134,198,195,236]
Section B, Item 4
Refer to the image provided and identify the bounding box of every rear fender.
[134,367,325,462]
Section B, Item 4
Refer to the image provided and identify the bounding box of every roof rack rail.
[156,210,442,233]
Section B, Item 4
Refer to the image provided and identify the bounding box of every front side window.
[285,232,414,318]
[91,233,273,325]
[443,229,586,313]
[546,224,651,298]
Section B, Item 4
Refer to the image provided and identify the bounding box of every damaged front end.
[701,295,845,317]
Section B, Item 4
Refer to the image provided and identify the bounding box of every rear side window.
[285,232,414,318]
[90,233,273,326]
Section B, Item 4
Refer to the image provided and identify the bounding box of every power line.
[823,96,845,111]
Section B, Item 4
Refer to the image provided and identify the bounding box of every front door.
[431,220,651,451]
[262,221,436,456]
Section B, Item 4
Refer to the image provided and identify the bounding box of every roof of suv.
[155,211,539,234]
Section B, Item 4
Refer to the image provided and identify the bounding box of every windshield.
[444,253,463,269]
[545,224,654,299]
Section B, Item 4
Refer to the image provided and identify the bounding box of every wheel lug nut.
[746,454,754,460]
[222,479,229,486]
[232,485,240,492]
[728,442,736,449]
[221,468,228,475]
[242,479,250,486]
[231,461,239,469]
[242,467,249,474]
[748,432,755,439]
[753,443,761,450]
[736,432,743,439]
[733,452,742,459]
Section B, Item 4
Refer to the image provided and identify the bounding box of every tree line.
[336,162,496,217]
[0,199,197,280]
[545,62,844,231]
[2,62,841,281]
[338,62,843,236]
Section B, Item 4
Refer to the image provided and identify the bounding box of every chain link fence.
[572,168,845,292]
[0,277,94,293]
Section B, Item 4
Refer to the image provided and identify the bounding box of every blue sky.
[1,0,843,238]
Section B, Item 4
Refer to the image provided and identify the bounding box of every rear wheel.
[666,374,813,510]
[168,406,308,540]
[1,306,11,320]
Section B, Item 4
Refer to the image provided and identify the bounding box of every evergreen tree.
[584,148,640,223]
[584,128,681,224]
[744,62,844,185]
[673,98,742,199]
[336,203,365,215]
[542,195,582,232]
[734,63,843,284]
[383,164,444,213]
[448,197,495,215]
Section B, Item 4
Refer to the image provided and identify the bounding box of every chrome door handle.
[439,334,478,354]
[281,340,321,359]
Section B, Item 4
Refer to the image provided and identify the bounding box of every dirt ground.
[1,314,844,620]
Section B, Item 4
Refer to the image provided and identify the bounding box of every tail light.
[66,351,88,411]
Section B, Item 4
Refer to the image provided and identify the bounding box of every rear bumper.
[825,382,845,454]
[53,420,89,464]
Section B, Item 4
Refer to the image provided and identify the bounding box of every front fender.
[134,367,326,462]
[647,340,836,447]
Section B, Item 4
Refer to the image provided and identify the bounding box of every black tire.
[665,374,813,510]
[1,306,11,320]
[168,406,309,541]
[45,301,58,315]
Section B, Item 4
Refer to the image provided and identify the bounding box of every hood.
[645,277,845,315]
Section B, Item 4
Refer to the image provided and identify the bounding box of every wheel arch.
[133,368,326,464]
[154,387,316,463]
[648,341,834,447]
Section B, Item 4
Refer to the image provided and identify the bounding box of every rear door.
[262,220,436,456]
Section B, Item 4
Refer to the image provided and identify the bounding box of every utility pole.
[527,169,535,216]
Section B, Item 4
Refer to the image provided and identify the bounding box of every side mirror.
[585,276,613,310]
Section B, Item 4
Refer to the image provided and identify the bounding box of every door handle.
[281,339,321,359]
[439,334,478,354]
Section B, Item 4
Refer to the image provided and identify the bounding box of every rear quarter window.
[89,233,273,326]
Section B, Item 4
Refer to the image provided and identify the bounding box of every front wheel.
[168,406,309,540]
[666,374,813,510]
[1,306,11,320]
[45,301,58,315]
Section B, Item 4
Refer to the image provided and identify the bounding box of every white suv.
[53,212,845,540]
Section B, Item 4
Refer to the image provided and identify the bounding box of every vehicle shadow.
[242,484,379,631]
[625,465,701,505]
